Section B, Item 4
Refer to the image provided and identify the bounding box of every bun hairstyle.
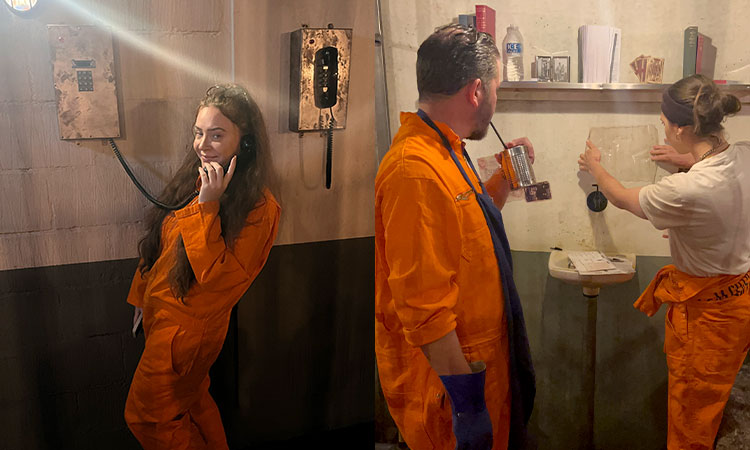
[667,74,742,138]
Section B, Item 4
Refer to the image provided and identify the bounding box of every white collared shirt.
[639,141,750,277]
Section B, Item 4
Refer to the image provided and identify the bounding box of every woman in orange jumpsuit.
[124,84,280,449]
[578,74,749,449]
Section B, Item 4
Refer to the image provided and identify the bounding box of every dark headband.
[661,90,694,126]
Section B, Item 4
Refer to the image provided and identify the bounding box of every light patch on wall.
[54,0,232,85]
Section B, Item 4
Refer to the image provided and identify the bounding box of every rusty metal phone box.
[289,26,352,132]
[48,25,121,140]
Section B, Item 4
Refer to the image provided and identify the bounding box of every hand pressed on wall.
[578,140,602,173]
[650,140,696,169]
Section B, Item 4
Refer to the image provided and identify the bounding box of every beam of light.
[56,0,233,85]
[54,0,372,134]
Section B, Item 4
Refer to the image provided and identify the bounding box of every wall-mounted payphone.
[48,25,121,140]
[48,25,195,210]
[290,25,352,189]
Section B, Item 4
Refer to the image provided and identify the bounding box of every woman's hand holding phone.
[198,155,237,203]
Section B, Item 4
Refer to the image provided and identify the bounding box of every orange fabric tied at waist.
[633,264,750,317]
[634,264,750,450]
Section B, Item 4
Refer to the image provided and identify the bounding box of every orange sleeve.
[126,262,147,308]
[381,170,461,348]
[174,196,281,291]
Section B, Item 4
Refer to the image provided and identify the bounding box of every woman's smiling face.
[193,106,241,167]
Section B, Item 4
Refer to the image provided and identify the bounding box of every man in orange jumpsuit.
[375,24,535,450]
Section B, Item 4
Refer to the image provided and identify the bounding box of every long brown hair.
[668,74,742,140]
[137,84,273,298]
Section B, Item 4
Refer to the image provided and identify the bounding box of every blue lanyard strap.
[416,109,488,196]
[416,110,535,444]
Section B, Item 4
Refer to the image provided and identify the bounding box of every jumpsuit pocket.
[664,304,689,346]
[456,195,492,263]
[697,350,744,378]
[423,377,453,449]
[455,191,485,233]
[664,304,690,378]
[664,303,689,344]
[169,325,202,377]
[460,227,493,263]
[692,310,746,377]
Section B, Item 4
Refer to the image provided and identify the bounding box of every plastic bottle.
[502,25,524,81]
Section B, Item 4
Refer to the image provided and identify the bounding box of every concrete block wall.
[0,0,233,271]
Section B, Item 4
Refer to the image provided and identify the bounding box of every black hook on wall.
[586,184,608,212]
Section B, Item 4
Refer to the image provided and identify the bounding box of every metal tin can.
[500,144,536,190]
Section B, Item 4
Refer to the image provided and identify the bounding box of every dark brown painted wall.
[0,237,374,449]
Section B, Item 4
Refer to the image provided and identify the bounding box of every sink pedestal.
[548,250,636,450]
[582,291,598,450]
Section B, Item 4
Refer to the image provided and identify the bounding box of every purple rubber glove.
[439,361,493,450]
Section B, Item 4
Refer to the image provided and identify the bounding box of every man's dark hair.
[417,24,500,102]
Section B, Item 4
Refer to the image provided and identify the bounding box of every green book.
[683,26,698,77]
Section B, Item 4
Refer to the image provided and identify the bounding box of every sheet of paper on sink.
[567,251,628,275]
[609,259,636,274]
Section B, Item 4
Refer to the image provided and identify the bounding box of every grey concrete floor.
[375,361,750,450]
[716,359,750,449]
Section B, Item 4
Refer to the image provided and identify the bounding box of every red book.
[696,33,717,79]
[475,5,496,41]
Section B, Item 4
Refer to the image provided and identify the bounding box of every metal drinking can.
[500,144,536,190]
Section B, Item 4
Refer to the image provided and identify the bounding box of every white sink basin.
[548,250,636,295]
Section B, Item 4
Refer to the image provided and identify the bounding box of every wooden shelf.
[497,82,750,103]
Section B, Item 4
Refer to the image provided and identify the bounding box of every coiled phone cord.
[108,138,197,210]
[325,107,335,189]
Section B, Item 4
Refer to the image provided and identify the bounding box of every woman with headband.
[124,84,280,449]
[578,74,749,449]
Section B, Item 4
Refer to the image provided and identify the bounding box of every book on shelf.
[696,32,717,79]
[683,26,698,77]
[578,25,621,83]
[458,14,476,29]
[475,5,496,40]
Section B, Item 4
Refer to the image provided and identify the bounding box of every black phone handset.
[314,46,338,108]
[314,46,338,189]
